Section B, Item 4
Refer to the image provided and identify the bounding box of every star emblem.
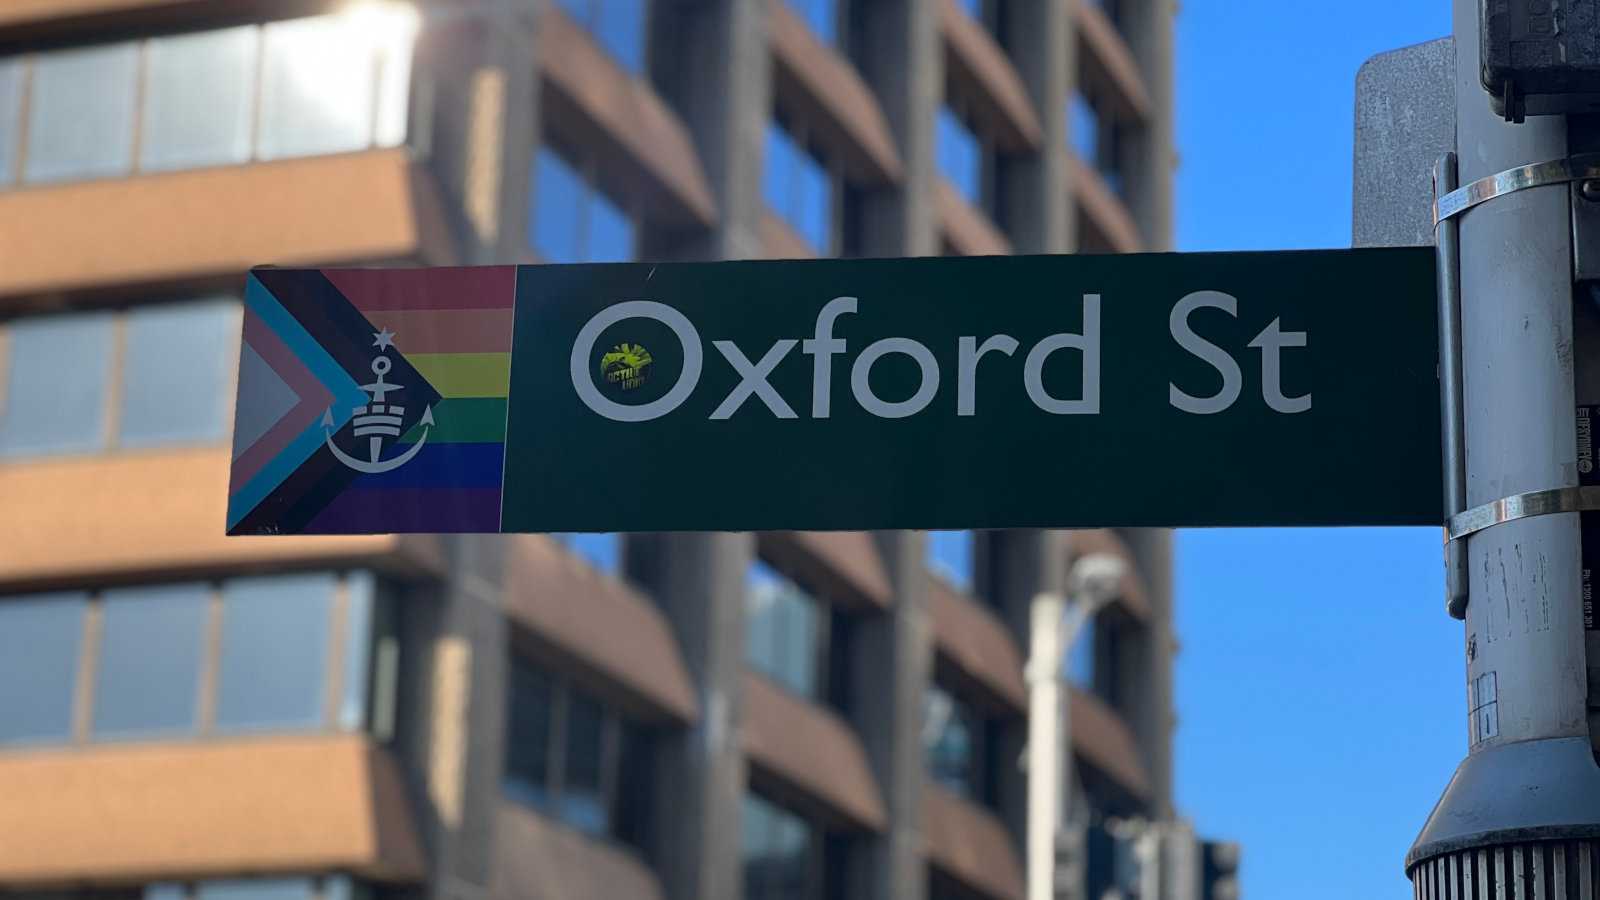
[373,327,397,351]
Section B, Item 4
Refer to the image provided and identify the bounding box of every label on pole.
[226,249,1442,535]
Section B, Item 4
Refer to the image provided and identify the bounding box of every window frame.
[527,139,638,264]
[502,653,631,841]
[744,555,831,702]
[936,93,1005,232]
[764,111,840,256]
[922,682,994,806]
[557,0,652,77]
[0,9,417,191]
[741,788,826,900]
[0,298,240,461]
[0,570,393,749]
[784,0,841,47]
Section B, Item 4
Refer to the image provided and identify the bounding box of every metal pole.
[1433,153,1468,619]
[1029,553,1128,900]
[1407,1,1600,892]
[1027,592,1066,900]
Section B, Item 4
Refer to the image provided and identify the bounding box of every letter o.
[850,338,940,419]
[570,300,703,422]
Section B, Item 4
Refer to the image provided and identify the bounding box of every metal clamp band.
[1445,486,1600,541]
[1434,154,1600,225]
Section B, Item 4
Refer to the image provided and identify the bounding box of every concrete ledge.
[539,7,718,228]
[1074,0,1152,123]
[768,0,904,185]
[0,446,446,592]
[759,210,821,259]
[504,535,699,725]
[1068,151,1142,252]
[0,0,334,50]
[492,802,666,900]
[743,671,888,831]
[935,178,1012,256]
[0,150,456,302]
[928,574,1026,714]
[0,735,426,887]
[923,781,1025,900]
[757,531,893,611]
[1071,686,1152,800]
[939,0,1042,153]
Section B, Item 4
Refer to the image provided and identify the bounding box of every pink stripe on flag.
[229,307,336,493]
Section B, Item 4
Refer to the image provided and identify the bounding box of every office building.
[0,1,1228,899]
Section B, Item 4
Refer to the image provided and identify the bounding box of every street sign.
[1353,37,1456,248]
[227,249,1441,536]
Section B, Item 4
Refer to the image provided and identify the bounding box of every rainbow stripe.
[228,267,516,535]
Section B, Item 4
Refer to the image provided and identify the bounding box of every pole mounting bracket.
[1445,485,1600,541]
[1435,153,1600,225]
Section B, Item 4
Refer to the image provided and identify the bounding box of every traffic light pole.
[1406,0,1600,894]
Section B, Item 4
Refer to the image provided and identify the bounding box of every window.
[1086,0,1122,28]
[0,8,417,190]
[194,880,315,900]
[256,7,416,158]
[743,792,815,900]
[340,573,384,732]
[0,60,25,184]
[24,42,139,185]
[1066,613,1094,688]
[554,533,622,575]
[147,876,360,900]
[937,106,982,205]
[559,0,648,75]
[503,660,557,812]
[1069,92,1124,197]
[214,573,336,732]
[1086,821,1145,900]
[0,300,239,459]
[922,686,986,802]
[746,560,822,697]
[764,119,831,253]
[785,0,837,44]
[0,312,116,457]
[1069,93,1099,165]
[19,878,359,900]
[502,655,637,840]
[258,15,403,160]
[93,583,210,740]
[529,146,635,263]
[561,688,609,832]
[140,27,257,172]
[0,572,391,747]
[927,531,974,592]
[0,594,86,744]
[119,298,238,448]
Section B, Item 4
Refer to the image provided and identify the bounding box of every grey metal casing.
[1353,37,1456,249]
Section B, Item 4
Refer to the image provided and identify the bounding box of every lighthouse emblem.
[323,328,434,474]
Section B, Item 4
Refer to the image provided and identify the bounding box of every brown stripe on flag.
[360,307,516,354]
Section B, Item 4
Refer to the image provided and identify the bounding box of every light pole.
[1028,552,1129,900]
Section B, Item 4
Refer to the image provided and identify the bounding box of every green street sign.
[227,248,1440,535]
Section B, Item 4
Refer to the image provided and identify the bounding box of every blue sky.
[1174,2,1457,897]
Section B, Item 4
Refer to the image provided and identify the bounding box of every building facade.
[0,1,1231,900]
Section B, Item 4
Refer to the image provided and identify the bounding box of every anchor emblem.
[324,328,434,474]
